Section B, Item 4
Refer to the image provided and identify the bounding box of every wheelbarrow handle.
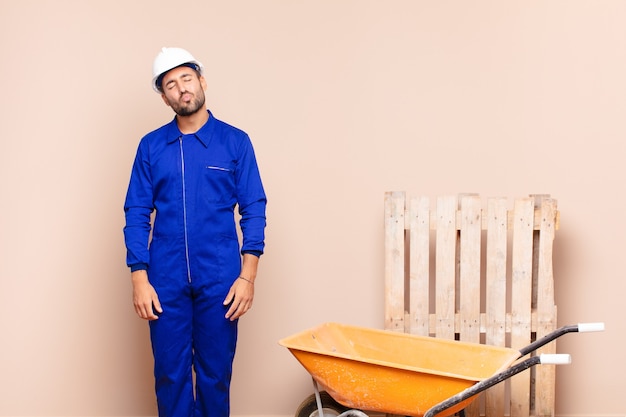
[424,353,578,417]
[424,353,575,417]
[578,322,605,332]
[518,322,605,357]
[423,324,603,417]
[540,353,571,365]
[424,355,545,417]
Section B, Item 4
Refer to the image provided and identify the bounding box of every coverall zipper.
[179,137,192,283]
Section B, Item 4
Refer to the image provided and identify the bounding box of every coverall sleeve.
[236,135,267,257]
[123,140,154,271]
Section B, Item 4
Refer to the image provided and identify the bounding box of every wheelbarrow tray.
[279,322,521,417]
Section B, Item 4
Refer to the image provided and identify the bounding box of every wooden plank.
[435,196,457,340]
[426,310,545,335]
[510,198,535,417]
[459,194,481,343]
[409,196,430,336]
[534,197,557,329]
[384,191,405,332]
[423,208,559,231]
[458,195,482,417]
[534,198,558,417]
[484,197,508,417]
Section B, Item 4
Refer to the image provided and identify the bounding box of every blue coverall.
[123,110,267,417]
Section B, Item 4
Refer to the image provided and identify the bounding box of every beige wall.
[0,1,623,416]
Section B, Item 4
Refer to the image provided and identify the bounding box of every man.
[123,47,267,417]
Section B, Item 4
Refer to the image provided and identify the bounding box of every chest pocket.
[203,161,236,204]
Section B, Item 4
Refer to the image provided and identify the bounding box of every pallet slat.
[409,196,430,336]
[484,197,508,417]
[534,198,558,417]
[384,192,405,332]
[434,196,457,340]
[510,198,535,417]
[458,195,482,417]
[459,195,482,344]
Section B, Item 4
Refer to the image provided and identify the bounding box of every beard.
[169,91,206,117]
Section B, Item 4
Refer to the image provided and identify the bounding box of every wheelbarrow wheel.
[295,391,350,417]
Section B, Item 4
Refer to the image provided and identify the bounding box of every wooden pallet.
[384,192,559,417]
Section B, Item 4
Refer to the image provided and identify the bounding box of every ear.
[199,75,207,91]
[160,93,171,108]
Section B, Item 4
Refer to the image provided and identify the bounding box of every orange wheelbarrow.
[279,322,603,417]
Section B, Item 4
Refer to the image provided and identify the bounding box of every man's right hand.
[131,270,162,320]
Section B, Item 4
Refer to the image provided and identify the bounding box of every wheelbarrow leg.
[311,378,369,417]
[312,378,325,417]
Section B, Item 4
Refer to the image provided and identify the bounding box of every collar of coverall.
[165,109,213,147]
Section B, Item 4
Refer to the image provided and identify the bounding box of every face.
[160,66,207,117]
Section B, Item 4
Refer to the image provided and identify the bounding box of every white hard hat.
[152,47,204,93]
